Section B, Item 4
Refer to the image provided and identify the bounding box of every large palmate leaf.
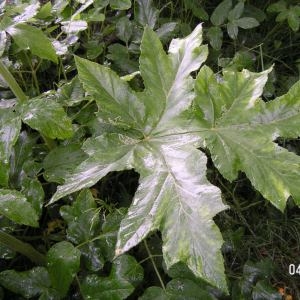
[193,66,300,211]
[49,24,300,292]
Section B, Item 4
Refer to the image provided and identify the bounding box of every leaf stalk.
[0,230,46,266]
[0,60,27,102]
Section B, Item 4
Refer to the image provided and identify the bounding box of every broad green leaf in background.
[9,131,37,188]
[19,96,74,139]
[235,17,259,29]
[227,22,238,39]
[110,0,131,10]
[0,267,50,299]
[0,109,21,187]
[56,76,86,107]
[60,189,104,271]
[46,241,80,297]
[183,0,209,20]
[228,2,244,22]
[81,254,143,300]
[100,207,128,261]
[210,0,232,26]
[6,23,57,63]
[49,23,300,293]
[166,278,217,299]
[139,286,168,300]
[267,1,287,13]
[140,279,217,299]
[0,189,38,227]
[136,0,158,28]
[116,16,133,45]
[0,242,81,299]
[43,144,88,184]
[252,280,282,300]
[107,43,139,74]
[156,22,177,42]
[232,259,279,299]
[21,178,44,217]
[36,2,52,19]
[50,24,228,292]
[207,26,223,50]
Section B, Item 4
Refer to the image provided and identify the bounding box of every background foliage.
[0,0,300,299]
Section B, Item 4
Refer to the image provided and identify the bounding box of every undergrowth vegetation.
[1,0,300,299]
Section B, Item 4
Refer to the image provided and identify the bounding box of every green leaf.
[275,10,289,22]
[267,1,287,13]
[50,22,300,293]
[43,144,88,183]
[74,56,144,131]
[136,0,158,28]
[112,254,144,287]
[140,287,168,300]
[0,16,12,32]
[19,96,74,139]
[107,43,138,74]
[228,2,244,21]
[194,66,300,211]
[0,189,39,227]
[116,16,133,44]
[244,4,266,23]
[9,131,37,188]
[0,108,21,187]
[156,22,177,41]
[235,17,260,29]
[36,2,52,19]
[81,274,133,300]
[166,278,217,299]
[21,177,44,217]
[207,26,223,50]
[6,23,57,63]
[0,267,50,299]
[86,40,104,60]
[252,280,282,300]
[60,189,104,271]
[287,11,300,31]
[184,1,208,20]
[210,0,232,26]
[110,0,131,10]
[100,208,127,261]
[56,76,85,106]
[227,22,239,39]
[51,24,227,292]
[81,255,143,300]
[46,241,81,297]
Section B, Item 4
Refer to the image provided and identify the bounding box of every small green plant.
[208,0,259,49]
[267,0,300,32]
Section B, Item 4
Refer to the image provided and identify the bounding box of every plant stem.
[143,240,166,291]
[0,60,27,102]
[0,230,46,266]
[24,52,40,95]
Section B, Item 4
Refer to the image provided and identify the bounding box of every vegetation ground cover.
[0,0,300,299]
